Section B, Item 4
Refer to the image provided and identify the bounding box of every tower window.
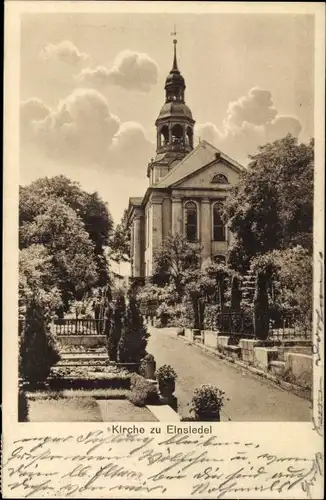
[171,124,184,145]
[213,202,226,241]
[186,126,193,148]
[185,201,198,242]
[212,174,229,184]
[160,125,169,146]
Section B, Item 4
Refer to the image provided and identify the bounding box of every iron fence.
[216,312,312,343]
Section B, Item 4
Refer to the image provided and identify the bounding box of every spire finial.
[170,25,178,71]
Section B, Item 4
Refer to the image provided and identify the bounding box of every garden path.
[147,326,311,422]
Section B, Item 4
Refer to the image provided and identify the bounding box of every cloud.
[20,89,154,177]
[196,87,302,165]
[77,50,158,92]
[39,40,89,66]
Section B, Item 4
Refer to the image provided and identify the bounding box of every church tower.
[147,36,195,185]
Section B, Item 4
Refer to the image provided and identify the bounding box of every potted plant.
[156,364,177,397]
[189,384,226,421]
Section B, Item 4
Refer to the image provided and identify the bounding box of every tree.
[118,293,149,363]
[19,244,62,320]
[20,175,113,286]
[152,233,201,300]
[108,291,126,361]
[251,246,312,326]
[19,298,60,386]
[224,135,314,271]
[20,199,98,312]
[253,271,270,341]
[110,209,131,263]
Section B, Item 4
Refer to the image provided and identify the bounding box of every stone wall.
[57,335,106,348]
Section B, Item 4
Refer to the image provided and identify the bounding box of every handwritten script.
[2,428,324,498]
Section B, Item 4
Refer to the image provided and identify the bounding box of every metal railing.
[216,312,312,342]
[53,319,105,335]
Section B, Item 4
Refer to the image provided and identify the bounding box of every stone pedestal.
[254,347,279,371]
[284,353,313,388]
[239,339,260,364]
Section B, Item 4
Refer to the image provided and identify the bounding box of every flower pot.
[159,379,175,397]
[195,410,220,422]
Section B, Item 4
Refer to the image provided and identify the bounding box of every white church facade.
[127,39,245,278]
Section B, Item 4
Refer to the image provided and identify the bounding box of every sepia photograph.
[3,2,324,498]
[17,9,317,425]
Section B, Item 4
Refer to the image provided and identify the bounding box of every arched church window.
[185,201,198,242]
[213,202,226,242]
[186,126,193,148]
[160,125,169,146]
[212,174,229,184]
[171,124,184,145]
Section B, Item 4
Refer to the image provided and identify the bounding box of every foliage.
[19,244,62,321]
[253,272,269,340]
[19,176,113,311]
[118,294,149,363]
[155,364,177,383]
[189,385,226,418]
[20,175,113,251]
[128,374,159,407]
[18,382,29,422]
[205,263,234,310]
[230,274,242,311]
[110,209,131,263]
[204,304,220,330]
[152,233,201,300]
[108,291,126,362]
[224,135,314,271]
[251,246,312,326]
[20,198,99,312]
[138,282,178,309]
[19,299,60,386]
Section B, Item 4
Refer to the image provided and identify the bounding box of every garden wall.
[57,335,106,348]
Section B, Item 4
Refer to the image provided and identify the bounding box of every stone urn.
[142,354,156,380]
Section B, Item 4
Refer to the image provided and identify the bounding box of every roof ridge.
[156,141,206,186]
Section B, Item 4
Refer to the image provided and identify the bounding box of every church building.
[127,38,245,278]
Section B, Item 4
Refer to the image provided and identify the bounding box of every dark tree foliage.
[152,233,201,300]
[118,293,149,363]
[19,175,113,288]
[223,135,314,272]
[253,272,269,340]
[108,291,126,362]
[19,298,60,386]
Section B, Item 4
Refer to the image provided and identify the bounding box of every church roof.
[155,140,244,188]
[129,197,143,207]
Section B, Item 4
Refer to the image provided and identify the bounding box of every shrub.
[19,299,60,386]
[189,385,226,420]
[108,292,125,361]
[118,294,149,363]
[128,373,159,407]
[18,381,29,422]
[155,364,177,383]
[253,271,269,340]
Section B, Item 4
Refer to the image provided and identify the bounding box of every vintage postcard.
[2,1,324,498]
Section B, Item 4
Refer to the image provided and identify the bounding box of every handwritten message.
[2,427,323,499]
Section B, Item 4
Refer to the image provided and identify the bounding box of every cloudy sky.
[20,12,314,226]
